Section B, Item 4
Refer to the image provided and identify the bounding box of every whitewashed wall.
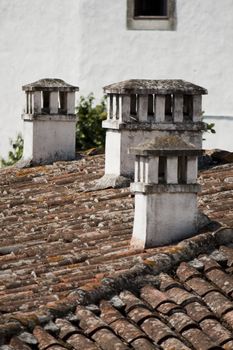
[0,0,233,157]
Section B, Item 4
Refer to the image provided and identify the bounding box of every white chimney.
[130,135,203,249]
[100,80,207,188]
[22,78,79,165]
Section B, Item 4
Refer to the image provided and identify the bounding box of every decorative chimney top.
[99,79,207,189]
[21,78,79,165]
[104,79,207,95]
[130,135,202,155]
[22,78,79,92]
[130,135,203,248]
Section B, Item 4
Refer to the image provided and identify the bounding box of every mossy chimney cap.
[104,79,207,95]
[22,78,79,92]
[129,135,203,156]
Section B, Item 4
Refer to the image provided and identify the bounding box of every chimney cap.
[129,135,203,156]
[22,78,79,92]
[104,79,207,95]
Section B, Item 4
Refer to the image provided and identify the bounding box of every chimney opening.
[26,92,29,114]
[148,94,154,116]
[165,94,173,122]
[59,91,67,114]
[158,156,167,183]
[178,155,187,184]
[130,94,138,116]
[42,91,50,114]
[183,95,193,121]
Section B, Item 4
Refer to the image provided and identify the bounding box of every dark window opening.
[148,94,154,116]
[183,95,193,121]
[59,92,67,114]
[130,94,138,117]
[159,156,167,183]
[165,94,173,121]
[134,0,168,17]
[42,91,50,114]
[178,156,187,184]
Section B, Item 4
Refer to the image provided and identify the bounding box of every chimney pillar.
[22,78,79,165]
[130,135,203,248]
[99,80,207,189]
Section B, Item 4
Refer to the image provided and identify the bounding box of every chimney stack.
[130,135,203,248]
[100,80,207,188]
[22,78,79,165]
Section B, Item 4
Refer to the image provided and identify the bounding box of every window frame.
[127,0,176,31]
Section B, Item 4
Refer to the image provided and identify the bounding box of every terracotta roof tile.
[91,328,130,350]
[165,287,200,306]
[161,337,191,350]
[130,337,160,350]
[109,318,144,344]
[184,301,215,323]
[75,306,108,335]
[181,328,222,350]
[140,316,176,344]
[168,311,198,333]
[185,277,219,297]
[127,306,153,324]
[9,337,32,350]
[200,318,233,346]
[222,310,233,331]
[203,292,233,318]
[176,262,202,282]
[100,300,124,324]
[156,302,182,316]
[140,285,170,309]
[54,318,78,340]
[205,269,233,295]
[66,333,99,349]
[33,326,63,350]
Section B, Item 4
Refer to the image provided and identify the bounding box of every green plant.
[201,110,216,140]
[206,122,216,134]
[1,133,24,167]
[76,94,107,150]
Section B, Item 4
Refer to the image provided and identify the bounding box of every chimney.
[100,80,207,188]
[22,78,79,165]
[130,135,203,249]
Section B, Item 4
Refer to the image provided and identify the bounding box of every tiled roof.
[22,79,79,92]
[2,241,233,349]
[103,79,208,95]
[0,155,233,348]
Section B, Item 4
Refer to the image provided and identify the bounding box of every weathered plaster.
[132,192,199,248]
[23,118,76,165]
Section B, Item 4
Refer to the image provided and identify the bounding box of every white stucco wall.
[23,117,76,164]
[0,0,81,158]
[132,192,198,248]
[0,0,233,158]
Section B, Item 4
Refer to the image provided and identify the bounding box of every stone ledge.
[22,114,76,122]
[102,120,206,131]
[131,182,201,193]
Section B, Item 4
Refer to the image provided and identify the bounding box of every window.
[127,0,176,30]
[134,0,168,17]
